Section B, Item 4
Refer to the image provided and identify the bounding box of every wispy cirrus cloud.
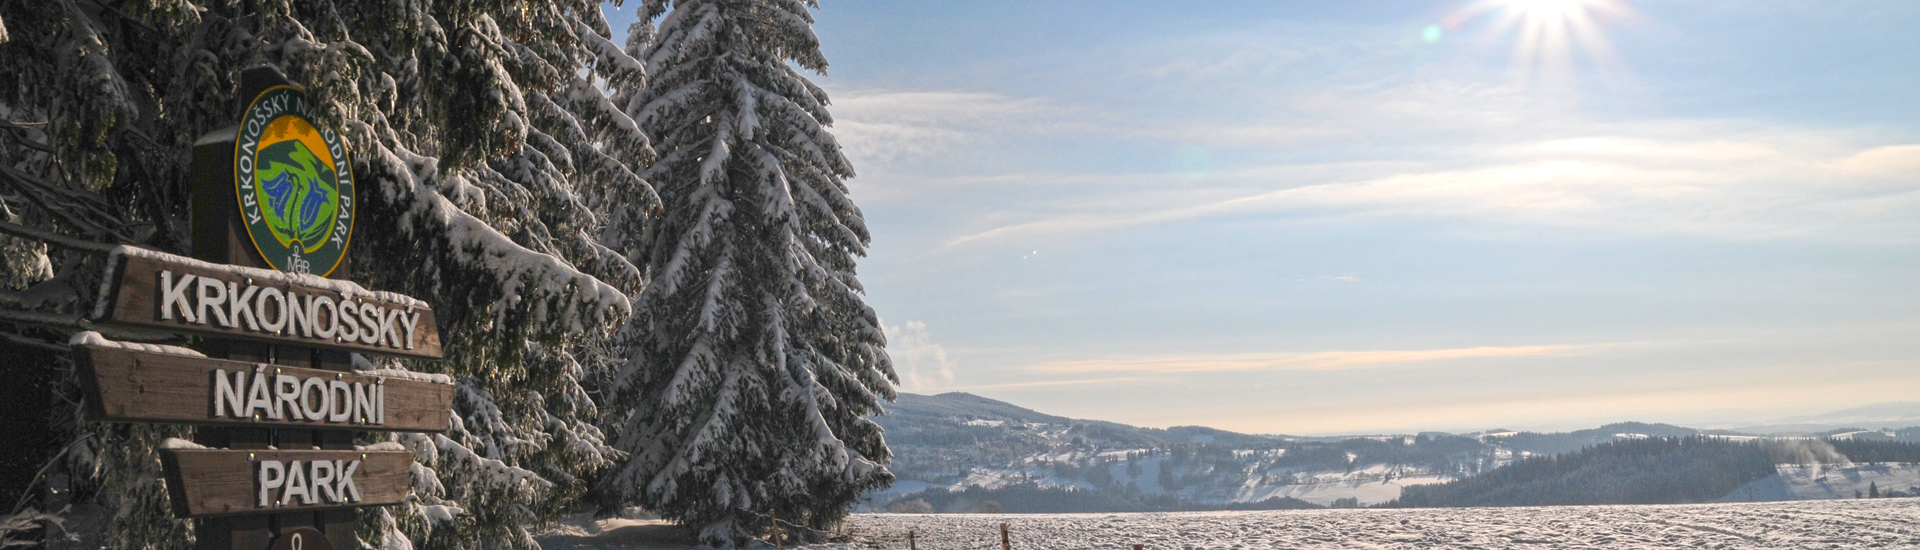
[1146,44,1309,81]
[1027,344,1599,375]
[946,377,1150,392]
[830,90,1075,166]
[829,75,1920,251]
[936,130,1920,247]
[1184,367,1920,435]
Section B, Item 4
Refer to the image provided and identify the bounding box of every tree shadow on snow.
[537,515,702,549]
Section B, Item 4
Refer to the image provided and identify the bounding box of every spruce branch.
[0,220,116,254]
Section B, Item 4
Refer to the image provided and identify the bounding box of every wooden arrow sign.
[73,344,453,432]
[92,246,444,360]
[159,448,412,517]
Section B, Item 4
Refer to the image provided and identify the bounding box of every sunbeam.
[1453,0,1637,80]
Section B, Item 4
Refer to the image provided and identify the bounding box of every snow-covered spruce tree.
[0,1,654,549]
[595,0,896,546]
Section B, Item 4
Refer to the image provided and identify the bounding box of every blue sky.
[606,1,1920,435]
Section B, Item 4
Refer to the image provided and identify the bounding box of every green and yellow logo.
[234,86,354,276]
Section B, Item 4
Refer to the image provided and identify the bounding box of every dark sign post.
[77,67,449,550]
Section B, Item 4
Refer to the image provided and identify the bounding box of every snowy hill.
[1721,463,1920,502]
[871,393,1920,512]
[886,392,1073,425]
[872,393,1509,510]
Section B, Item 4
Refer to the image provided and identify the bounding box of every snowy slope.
[1720,463,1920,502]
[823,499,1920,549]
[539,515,694,550]
[1229,465,1453,506]
[874,393,1521,509]
[540,500,1920,549]
[875,394,1793,509]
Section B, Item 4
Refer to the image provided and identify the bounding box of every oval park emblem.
[234,86,354,276]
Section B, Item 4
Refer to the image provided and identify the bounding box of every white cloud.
[825,78,1920,250]
[1147,45,1308,81]
[1836,144,1920,178]
[1025,344,1596,375]
[881,319,957,392]
[830,90,1066,166]
[1189,372,1920,435]
[939,129,1920,246]
[947,377,1147,392]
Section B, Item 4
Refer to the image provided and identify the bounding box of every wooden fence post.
[1000,522,1010,550]
[770,511,782,550]
[907,530,916,550]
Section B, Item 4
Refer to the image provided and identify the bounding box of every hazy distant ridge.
[872,393,1920,512]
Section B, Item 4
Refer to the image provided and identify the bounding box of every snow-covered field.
[817,498,1920,549]
[865,462,1458,509]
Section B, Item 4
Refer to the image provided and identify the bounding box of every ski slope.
[1721,463,1920,501]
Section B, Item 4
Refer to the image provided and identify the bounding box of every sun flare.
[1508,0,1592,21]
[1450,0,1634,78]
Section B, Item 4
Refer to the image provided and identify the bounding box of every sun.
[1507,0,1592,21]
[1449,0,1634,78]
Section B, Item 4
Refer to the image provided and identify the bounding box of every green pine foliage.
[593,0,897,546]
[0,1,657,549]
[1825,439,1920,463]
[1389,437,1780,508]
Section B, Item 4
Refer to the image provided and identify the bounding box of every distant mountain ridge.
[1727,402,1920,435]
[870,392,1920,512]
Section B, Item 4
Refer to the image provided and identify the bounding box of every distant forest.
[1389,437,1920,508]
[1827,439,1920,463]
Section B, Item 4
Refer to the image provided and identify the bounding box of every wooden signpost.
[159,449,414,517]
[74,68,451,550]
[92,251,443,359]
[73,344,453,432]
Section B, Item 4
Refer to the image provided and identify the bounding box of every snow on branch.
[354,129,630,334]
[434,434,554,490]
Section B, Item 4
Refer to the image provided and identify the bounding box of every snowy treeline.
[1388,437,1783,508]
[0,0,888,549]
